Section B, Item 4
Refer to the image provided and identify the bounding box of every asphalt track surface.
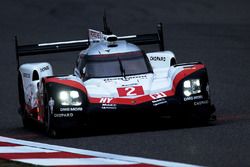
[1,0,250,166]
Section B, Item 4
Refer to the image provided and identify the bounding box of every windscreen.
[84,51,152,78]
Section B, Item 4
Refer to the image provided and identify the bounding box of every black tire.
[45,109,58,138]
[22,111,32,128]
[182,104,215,126]
[18,73,25,109]
[18,108,32,128]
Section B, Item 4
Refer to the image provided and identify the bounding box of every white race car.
[16,19,215,137]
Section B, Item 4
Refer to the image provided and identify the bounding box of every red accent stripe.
[89,64,204,105]
[0,142,20,147]
[57,164,162,167]
[0,152,93,160]
[45,77,87,93]
[172,64,204,91]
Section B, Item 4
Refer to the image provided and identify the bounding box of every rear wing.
[15,23,164,70]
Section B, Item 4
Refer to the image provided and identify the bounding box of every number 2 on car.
[117,86,144,97]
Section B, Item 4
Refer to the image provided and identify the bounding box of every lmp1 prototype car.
[16,21,215,137]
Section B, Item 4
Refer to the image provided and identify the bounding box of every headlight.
[183,79,201,96]
[59,90,82,106]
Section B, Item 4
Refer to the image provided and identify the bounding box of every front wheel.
[45,110,59,138]
[191,105,216,125]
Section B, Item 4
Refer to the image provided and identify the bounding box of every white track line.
[16,158,138,166]
[0,136,202,167]
[0,146,57,153]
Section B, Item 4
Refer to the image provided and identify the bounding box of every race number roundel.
[117,86,144,97]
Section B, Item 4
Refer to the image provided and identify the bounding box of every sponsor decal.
[40,65,49,72]
[127,75,147,80]
[184,95,203,101]
[48,97,55,114]
[150,92,167,100]
[104,75,147,82]
[150,56,166,61]
[100,97,113,103]
[101,103,117,110]
[105,49,111,53]
[122,83,138,87]
[121,77,130,81]
[54,113,74,118]
[194,100,209,106]
[23,73,30,78]
[89,29,103,41]
[152,98,167,106]
[25,84,38,108]
[60,107,83,112]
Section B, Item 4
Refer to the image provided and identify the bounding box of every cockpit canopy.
[77,51,152,78]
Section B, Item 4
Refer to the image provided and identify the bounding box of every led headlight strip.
[183,79,201,96]
[59,90,82,106]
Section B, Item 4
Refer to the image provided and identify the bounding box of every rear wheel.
[18,73,25,110]
[18,73,33,128]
